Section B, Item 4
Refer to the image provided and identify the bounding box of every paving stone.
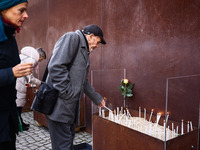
[16,111,92,149]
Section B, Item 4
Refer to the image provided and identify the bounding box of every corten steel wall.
[16,0,200,133]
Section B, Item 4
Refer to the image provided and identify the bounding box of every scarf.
[1,16,20,33]
[0,0,28,42]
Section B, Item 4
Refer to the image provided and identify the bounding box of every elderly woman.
[0,0,32,149]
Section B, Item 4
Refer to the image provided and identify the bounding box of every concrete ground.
[16,111,92,150]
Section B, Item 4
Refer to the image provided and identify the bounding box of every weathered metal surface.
[16,0,200,133]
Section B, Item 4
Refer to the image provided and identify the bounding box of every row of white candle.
[138,107,193,134]
[139,107,160,123]
[103,108,176,141]
[99,106,194,141]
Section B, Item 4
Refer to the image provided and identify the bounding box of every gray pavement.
[16,111,92,150]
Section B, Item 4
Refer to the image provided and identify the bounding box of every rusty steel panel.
[15,0,200,133]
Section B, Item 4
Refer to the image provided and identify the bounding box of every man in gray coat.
[46,24,106,150]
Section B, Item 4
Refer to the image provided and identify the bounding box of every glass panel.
[91,70,200,150]
[165,74,200,150]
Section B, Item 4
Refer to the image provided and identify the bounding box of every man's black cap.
[82,24,106,44]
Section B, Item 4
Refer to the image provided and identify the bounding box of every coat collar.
[75,30,88,51]
[75,30,90,66]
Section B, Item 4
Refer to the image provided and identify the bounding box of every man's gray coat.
[46,30,102,124]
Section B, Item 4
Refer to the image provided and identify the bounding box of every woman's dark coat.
[0,23,20,142]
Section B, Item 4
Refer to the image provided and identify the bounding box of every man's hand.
[98,99,105,107]
[12,63,33,78]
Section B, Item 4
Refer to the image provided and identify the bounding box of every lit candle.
[139,107,141,118]
[190,121,193,131]
[181,120,184,135]
[149,109,153,122]
[156,113,161,124]
[166,112,169,124]
[144,108,146,120]
[187,121,189,133]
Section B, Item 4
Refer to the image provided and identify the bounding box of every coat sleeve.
[0,68,15,87]
[28,74,41,87]
[15,77,27,107]
[83,79,103,105]
[48,32,80,100]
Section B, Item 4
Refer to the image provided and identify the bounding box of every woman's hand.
[12,63,33,78]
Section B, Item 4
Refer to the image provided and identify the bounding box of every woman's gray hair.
[36,47,46,59]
